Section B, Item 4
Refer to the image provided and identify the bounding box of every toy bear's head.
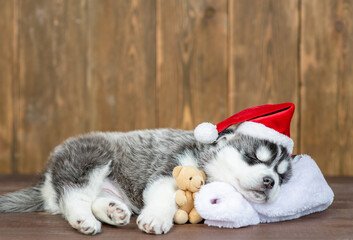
[173,166,206,192]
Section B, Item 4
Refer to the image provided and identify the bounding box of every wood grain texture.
[17,0,88,173]
[0,0,352,176]
[157,0,228,129]
[0,0,15,174]
[88,0,156,132]
[229,0,299,150]
[301,0,353,176]
[1,175,353,239]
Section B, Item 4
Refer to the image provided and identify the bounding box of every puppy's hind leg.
[58,165,112,235]
[60,189,102,235]
[137,176,178,234]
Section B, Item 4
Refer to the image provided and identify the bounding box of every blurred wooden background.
[0,0,352,176]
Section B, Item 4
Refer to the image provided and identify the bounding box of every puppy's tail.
[0,182,45,212]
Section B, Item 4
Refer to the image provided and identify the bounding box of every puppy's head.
[207,124,294,203]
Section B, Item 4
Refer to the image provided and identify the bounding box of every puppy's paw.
[70,216,101,235]
[137,210,173,234]
[92,197,131,226]
[107,201,131,226]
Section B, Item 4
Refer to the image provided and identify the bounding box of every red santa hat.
[194,103,295,154]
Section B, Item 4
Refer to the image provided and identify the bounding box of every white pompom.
[194,122,218,144]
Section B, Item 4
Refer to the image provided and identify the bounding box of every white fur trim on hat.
[236,121,294,154]
[194,122,218,144]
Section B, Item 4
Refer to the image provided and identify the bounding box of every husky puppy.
[0,125,293,235]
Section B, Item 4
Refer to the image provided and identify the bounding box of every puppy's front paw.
[137,210,173,234]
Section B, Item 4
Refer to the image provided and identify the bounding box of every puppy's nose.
[263,177,275,189]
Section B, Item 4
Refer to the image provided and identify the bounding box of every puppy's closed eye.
[256,146,272,162]
[277,160,289,174]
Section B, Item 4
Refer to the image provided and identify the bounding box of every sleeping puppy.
[0,124,294,235]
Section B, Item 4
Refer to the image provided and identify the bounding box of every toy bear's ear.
[173,166,183,178]
[200,170,206,181]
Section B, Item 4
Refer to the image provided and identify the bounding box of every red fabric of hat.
[216,103,295,137]
[194,103,295,153]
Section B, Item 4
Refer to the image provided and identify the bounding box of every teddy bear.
[172,165,206,224]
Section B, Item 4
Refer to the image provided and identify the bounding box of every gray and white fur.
[0,126,294,235]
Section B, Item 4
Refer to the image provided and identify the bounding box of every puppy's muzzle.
[263,177,275,189]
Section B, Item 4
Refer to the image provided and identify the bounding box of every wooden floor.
[0,175,352,240]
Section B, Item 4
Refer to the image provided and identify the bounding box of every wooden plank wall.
[301,0,353,176]
[0,0,352,176]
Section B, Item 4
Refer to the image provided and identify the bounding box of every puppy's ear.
[215,127,236,144]
[291,154,302,164]
[173,166,183,178]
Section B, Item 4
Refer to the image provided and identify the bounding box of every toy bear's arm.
[175,189,187,206]
[192,192,198,199]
